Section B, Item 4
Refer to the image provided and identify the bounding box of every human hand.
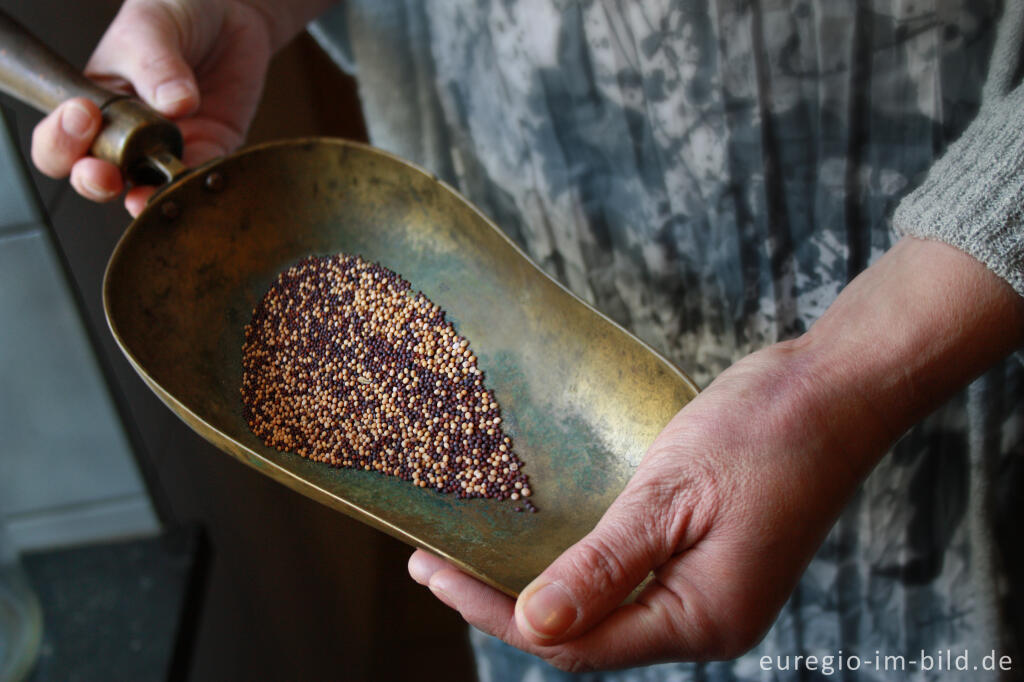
[410,338,883,671]
[408,237,1024,672]
[30,0,278,216]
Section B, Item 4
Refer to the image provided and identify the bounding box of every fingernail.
[154,79,196,110]
[408,555,437,585]
[427,576,456,609]
[520,582,577,639]
[182,140,227,167]
[61,102,93,138]
[81,178,116,201]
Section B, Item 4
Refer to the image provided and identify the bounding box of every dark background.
[0,2,477,679]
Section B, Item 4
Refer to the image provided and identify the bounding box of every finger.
[86,1,200,117]
[31,98,102,179]
[178,118,236,166]
[427,568,525,646]
[125,186,157,217]
[430,566,700,672]
[69,157,123,202]
[408,549,451,586]
[512,500,666,645]
[512,459,714,646]
[182,139,227,168]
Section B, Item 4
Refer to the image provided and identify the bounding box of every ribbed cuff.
[892,89,1024,299]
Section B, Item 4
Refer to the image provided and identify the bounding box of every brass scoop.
[0,9,698,595]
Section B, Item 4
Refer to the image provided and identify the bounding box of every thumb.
[514,490,676,645]
[85,1,201,117]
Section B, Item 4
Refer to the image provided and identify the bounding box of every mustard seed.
[241,254,535,507]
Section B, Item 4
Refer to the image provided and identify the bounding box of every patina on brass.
[92,101,186,186]
[103,139,699,596]
[1,9,700,596]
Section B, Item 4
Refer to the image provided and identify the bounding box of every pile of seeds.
[241,254,535,508]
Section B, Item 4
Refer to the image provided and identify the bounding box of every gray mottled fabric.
[312,1,1024,680]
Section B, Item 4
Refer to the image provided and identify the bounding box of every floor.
[25,529,203,681]
[0,3,478,680]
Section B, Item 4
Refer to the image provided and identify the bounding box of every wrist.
[792,236,1024,468]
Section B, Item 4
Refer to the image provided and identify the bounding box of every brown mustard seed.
[241,254,535,507]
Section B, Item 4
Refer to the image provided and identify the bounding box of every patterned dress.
[312,2,1024,679]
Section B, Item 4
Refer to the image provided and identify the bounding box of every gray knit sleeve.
[892,5,1024,298]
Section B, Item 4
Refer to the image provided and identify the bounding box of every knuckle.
[545,650,593,674]
[137,50,182,78]
[496,621,521,645]
[99,3,189,80]
[674,456,722,541]
[619,454,722,556]
[619,479,680,548]
[566,533,631,595]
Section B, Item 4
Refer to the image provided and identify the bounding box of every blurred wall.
[0,109,159,550]
[0,3,474,680]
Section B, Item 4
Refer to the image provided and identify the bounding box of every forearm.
[788,236,1024,476]
[408,238,1024,668]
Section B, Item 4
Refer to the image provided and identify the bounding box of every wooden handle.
[0,9,185,186]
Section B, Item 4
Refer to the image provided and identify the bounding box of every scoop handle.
[0,8,185,186]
